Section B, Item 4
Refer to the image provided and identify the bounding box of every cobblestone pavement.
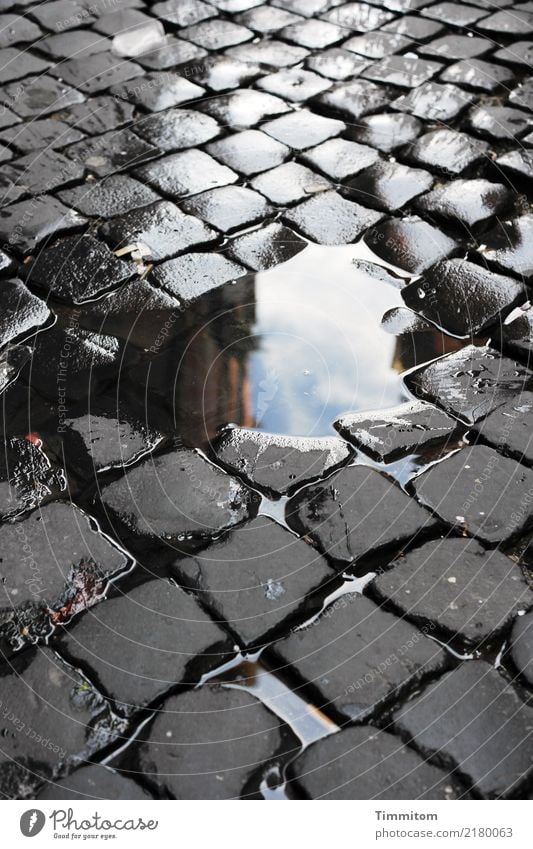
[1,0,533,802]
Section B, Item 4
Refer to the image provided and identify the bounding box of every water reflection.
[123,243,469,445]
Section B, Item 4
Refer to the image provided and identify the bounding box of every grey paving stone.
[422,0,488,24]
[152,251,247,303]
[185,55,261,91]
[251,161,330,205]
[301,138,379,181]
[374,538,533,644]
[236,4,302,32]
[0,647,117,799]
[0,119,85,153]
[0,435,65,523]
[496,149,533,182]
[60,96,135,135]
[181,185,272,232]
[477,7,533,34]
[344,160,434,212]
[325,2,395,30]
[270,593,446,722]
[415,179,511,228]
[133,108,220,151]
[413,444,533,544]
[394,662,533,797]
[480,214,533,279]
[58,174,160,218]
[111,72,204,112]
[134,36,207,72]
[65,128,158,177]
[180,19,254,49]
[382,14,444,39]
[440,58,513,92]
[100,446,259,541]
[0,247,15,276]
[0,345,31,396]
[280,18,344,48]
[262,109,344,150]
[362,55,443,88]
[152,0,215,26]
[305,47,371,81]
[1,148,85,196]
[52,52,144,95]
[0,47,49,84]
[56,578,233,712]
[473,392,533,466]
[214,428,352,495]
[206,129,289,176]
[133,684,288,799]
[284,190,383,245]
[334,400,459,462]
[364,216,458,274]
[315,79,392,121]
[226,38,309,67]
[351,112,422,153]
[37,764,152,800]
[292,726,463,799]
[227,222,307,271]
[0,106,21,131]
[173,516,334,646]
[0,195,87,254]
[0,13,41,47]
[92,7,153,35]
[257,68,332,102]
[467,105,532,141]
[392,81,473,121]
[509,77,533,111]
[408,129,490,176]
[0,76,85,119]
[286,464,437,567]
[135,149,238,198]
[511,611,533,686]
[500,306,533,362]
[37,29,110,59]
[401,259,525,337]
[0,278,51,346]
[343,31,412,59]
[0,500,129,646]
[199,89,291,129]
[405,344,533,423]
[420,35,491,61]
[99,200,218,262]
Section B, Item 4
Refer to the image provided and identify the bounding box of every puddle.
[140,242,470,445]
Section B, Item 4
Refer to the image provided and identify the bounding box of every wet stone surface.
[511,610,533,686]
[415,179,512,228]
[364,216,458,274]
[36,764,152,801]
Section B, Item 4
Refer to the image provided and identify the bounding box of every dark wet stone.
[315,79,391,121]
[226,39,309,67]
[325,2,394,30]
[251,162,329,205]
[511,611,533,686]
[111,72,204,112]
[99,200,218,262]
[58,174,160,219]
[0,13,41,47]
[263,109,345,150]
[441,59,513,92]
[0,648,116,799]
[286,464,437,568]
[133,684,287,800]
[401,259,525,337]
[467,105,532,140]
[271,593,445,723]
[181,185,272,232]
[38,29,110,60]
[382,14,443,39]
[0,119,85,153]
[404,344,533,424]
[408,129,489,175]
[0,76,85,119]
[152,251,246,303]
[37,764,152,800]
[180,19,253,49]
[422,0,488,24]
[280,18,344,49]
[335,400,458,462]
[420,35,491,61]
[214,428,352,496]
[236,4,302,32]
[0,195,87,254]
[364,216,458,274]
[60,96,135,135]
[509,78,533,111]
[134,36,207,72]
[394,662,533,797]
[2,148,85,196]
[0,501,129,646]
[135,149,238,198]
[0,279,51,346]
[473,392,533,466]
[174,516,333,647]
[477,7,533,34]
[415,179,511,228]
[0,47,49,83]
[56,578,233,713]
[64,128,158,178]
[100,447,258,541]
[344,160,434,213]
[305,48,371,81]
[206,130,289,176]
[374,538,533,644]
[227,222,307,271]
[496,149,533,183]
[23,234,134,304]
[351,112,422,153]
[133,108,219,152]
[480,214,533,278]
[185,55,261,91]
[30,327,121,401]
[392,81,473,121]
[500,307,533,362]
[284,190,383,245]
[343,31,412,59]
[200,89,291,130]
[151,0,215,26]
[257,68,332,102]
[0,436,65,522]
[292,726,462,800]
[362,55,443,88]
[414,444,533,544]
[301,138,379,181]
[0,345,31,395]
[53,52,144,95]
